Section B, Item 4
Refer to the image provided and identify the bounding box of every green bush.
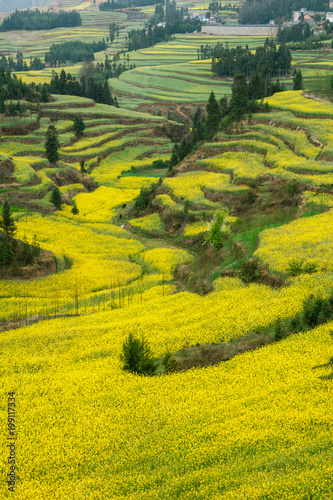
[239,258,262,283]
[162,351,178,374]
[120,332,157,376]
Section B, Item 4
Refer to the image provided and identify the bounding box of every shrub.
[274,320,286,341]
[162,351,178,374]
[0,238,15,265]
[51,187,62,210]
[239,258,262,283]
[205,210,229,249]
[120,332,156,376]
[302,294,324,328]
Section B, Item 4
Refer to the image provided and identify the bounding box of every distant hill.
[0,0,53,14]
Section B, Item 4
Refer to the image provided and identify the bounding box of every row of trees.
[48,69,118,106]
[44,40,107,67]
[277,22,312,43]
[0,65,44,105]
[238,0,329,25]
[0,53,44,72]
[99,0,160,11]
[0,9,81,31]
[211,39,292,78]
[81,56,134,83]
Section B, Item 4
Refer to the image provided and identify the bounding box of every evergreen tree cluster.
[127,15,200,51]
[287,38,324,50]
[45,125,60,164]
[45,39,106,67]
[238,0,328,25]
[0,202,40,268]
[0,65,45,112]
[120,332,157,376]
[274,292,333,342]
[0,9,81,32]
[49,69,118,106]
[277,23,311,43]
[100,0,161,11]
[0,52,44,72]
[211,39,292,78]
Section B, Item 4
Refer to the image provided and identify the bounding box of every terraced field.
[1,0,333,491]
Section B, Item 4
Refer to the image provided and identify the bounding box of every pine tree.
[0,200,16,237]
[230,73,248,121]
[71,201,79,214]
[45,125,60,163]
[73,115,85,137]
[51,186,62,210]
[120,332,156,376]
[293,69,303,90]
[206,91,220,137]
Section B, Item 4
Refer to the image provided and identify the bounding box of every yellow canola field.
[141,248,192,280]
[265,90,333,117]
[74,186,140,222]
[130,213,166,233]
[1,275,333,499]
[163,171,241,207]
[255,209,333,274]
[198,152,267,180]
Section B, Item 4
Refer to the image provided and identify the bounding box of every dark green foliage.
[19,235,35,265]
[0,201,16,237]
[0,238,15,265]
[289,316,302,332]
[212,39,291,78]
[120,332,157,376]
[238,0,328,25]
[206,91,220,137]
[51,187,62,210]
[73,115,85,137]
[0,52,44,72]
[239,258,262,283]
[286,179,299,196]
[135,183,157,211]
[71,201,79,215]
[274,320,286,341]
[162,351,178,374]
[277,23,312,43]
[293,69,304,91]
[45,125,60,164]
[0,9,81,32]
[302,294,325,328]
[126,18,201,52]
[49,68,118,106]
[101,0,159,11]
[0,64,44,103]
[45,39,105,66]
[0,233,40,268]
[80,160,86,173]
[287,259,317,277]
[230,73,248,121]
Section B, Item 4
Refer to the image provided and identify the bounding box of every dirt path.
[176,105,189,121]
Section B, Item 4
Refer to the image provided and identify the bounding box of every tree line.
[0,53,44,72]
[127,16,200,51]
[211,39,292,78]
[238,0,329,25]
[48,69,118,107]
[0,9,81,31]
[99,0,160,11]
[277,23,311,43]
[45,40,107,67]
[0,65,44,112]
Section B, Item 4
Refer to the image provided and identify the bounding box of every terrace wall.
[201,25,279,36]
